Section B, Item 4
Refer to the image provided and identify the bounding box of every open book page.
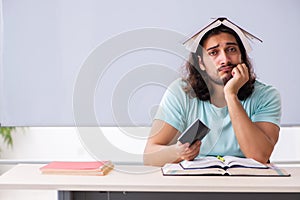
[162,163,290,176]
[183,20,222,53]
[180,156,225,169]
[226,165,290,176]
[180,156,268,169]
[162,163,226,176]
[223,156,268,169]
[162,163,290,177]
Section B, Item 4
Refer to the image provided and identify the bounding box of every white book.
[183,17,262,53]
[162,156,290,176]
[180,156,268,169]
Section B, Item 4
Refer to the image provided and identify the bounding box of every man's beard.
[215,64,237,85]
[199,63,237,87]
[208,75,231,86]
[221,74,233,85]
[205,70,234,86]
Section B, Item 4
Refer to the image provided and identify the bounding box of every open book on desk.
[162,156,290,176]
[180,156,267,169]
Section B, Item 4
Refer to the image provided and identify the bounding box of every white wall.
[271,126,300,163]
[2,0,300,126]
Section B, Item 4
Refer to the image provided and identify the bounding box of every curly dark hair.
[183,24,256,101]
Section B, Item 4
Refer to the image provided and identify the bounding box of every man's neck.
[209,84,227,108]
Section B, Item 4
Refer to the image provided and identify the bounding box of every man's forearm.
[143,144,182,166]
[225,94,275,163]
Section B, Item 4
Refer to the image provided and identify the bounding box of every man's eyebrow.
[206,42,238,51]
[226,42,238,46]
[206,44,219,51]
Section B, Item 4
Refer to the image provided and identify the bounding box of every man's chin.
[222,75,233,85]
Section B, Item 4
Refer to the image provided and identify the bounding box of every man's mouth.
[218,64,237,72]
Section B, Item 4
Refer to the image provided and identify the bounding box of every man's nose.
[219,51,230,65]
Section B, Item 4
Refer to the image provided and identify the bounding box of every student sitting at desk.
[143,18,281,167]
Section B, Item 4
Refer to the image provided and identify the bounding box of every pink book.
[40,161,114,176]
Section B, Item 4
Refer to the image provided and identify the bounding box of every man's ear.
[198,55,206,71]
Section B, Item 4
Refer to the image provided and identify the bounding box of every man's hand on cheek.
[224,63,249,97]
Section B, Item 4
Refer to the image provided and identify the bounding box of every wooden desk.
[0,164,300,200]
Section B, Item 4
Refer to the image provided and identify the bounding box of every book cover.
[178,119,210,146]
[40,161,114,176]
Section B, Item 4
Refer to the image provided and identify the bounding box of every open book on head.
[162,156,290,176]
[183,17,263,53]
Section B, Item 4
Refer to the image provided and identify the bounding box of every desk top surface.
[0,164,300,192]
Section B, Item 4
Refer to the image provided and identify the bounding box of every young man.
[143,18,281,166]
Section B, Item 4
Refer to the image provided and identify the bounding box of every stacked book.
[40,161,114,176]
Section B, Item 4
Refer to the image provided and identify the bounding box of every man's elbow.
[143,145,153,166]
[249,149,274,164]
[143,152,151,166]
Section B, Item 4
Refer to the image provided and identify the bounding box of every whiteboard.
[1,0,300,126]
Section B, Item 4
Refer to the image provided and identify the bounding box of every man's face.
[200,32,242,85]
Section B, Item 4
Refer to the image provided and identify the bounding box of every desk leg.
[58,191,72,200]
[58,191,108,200]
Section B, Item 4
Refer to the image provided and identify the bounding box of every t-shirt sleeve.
[154,79,186,133]
[251,85,282,127]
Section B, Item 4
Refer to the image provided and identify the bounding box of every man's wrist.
[225,92,238,103]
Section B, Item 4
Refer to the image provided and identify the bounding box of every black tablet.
[178,119,210,146]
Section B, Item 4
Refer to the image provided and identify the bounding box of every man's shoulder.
[169,78,186,86]
[252,80,280,98]
[165,78,200,104]
[167,78,188,94]
[254,80,278,92]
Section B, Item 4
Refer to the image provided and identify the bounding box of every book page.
[180,156,226,169]
[226,167,290,176]
[223,156,267,169]
[162,163,226,176]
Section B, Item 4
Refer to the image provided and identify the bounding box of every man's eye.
[227,47,237,53]
[208,51,217,56]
